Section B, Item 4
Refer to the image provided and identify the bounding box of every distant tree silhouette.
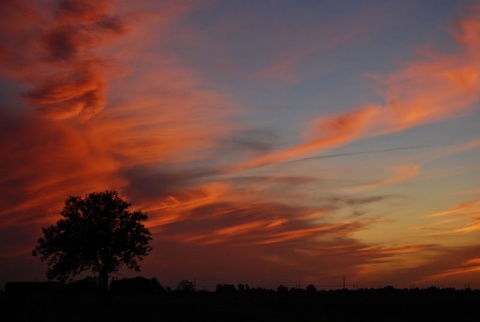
[306,284,317,293]
[32,190,152,293]
[176,280,196,293]
[5,282,59,296]
[216,283,236,294]
[61,276,100,295]
[277,284,288,293]
[110,277,164,295]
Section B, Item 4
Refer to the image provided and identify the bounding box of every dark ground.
[1,287,479,322]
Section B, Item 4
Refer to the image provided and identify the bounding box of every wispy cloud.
[428,198,480,218]
[231,106,381,170]
[0,110,125,228]
[255,30,359,84]
[229,6,480,172]
[415,246,480,285]
[425,198,480,234]
[424,258,480,282]
[1,0,128,119]
[0,0,234,230]
[357,163,420,189]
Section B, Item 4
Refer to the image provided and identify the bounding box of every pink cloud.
[230,7,480,171]
[357,164,421,189]
[255,31,360,84]
[232,105,381,170]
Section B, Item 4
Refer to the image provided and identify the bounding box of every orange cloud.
[381,55,479,131]
[256,50,311,84]
[430,139,480,161]
[183,220,277,245]
[96,84,235,166]
[359,244,434,256]
[0,1,234,230]
[23,62,108,120]
[428,198,480,218]
[383,6,480,131]
[423,198,480,235]
[421,257,480,282]
[229,7,480,172]
[0,114,125,229]
[357,163,420,189]
[457,5,480,51]
[255,30,360,84]
[0,0,127,119]
[454,218,480,233]
[159,196,367,247]
[258,222,361,245]
[232,105,381,170]
[140,183,229,229]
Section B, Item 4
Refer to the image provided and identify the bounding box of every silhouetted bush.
[5,282,59,296]
[176,279,196,293]
[59,276,100,295]
[2,281,480,322]
[306,284,317,293]
[277,284,288,293]
[237,283,247,292]
[110,277,164,295]
[216,283,237,294]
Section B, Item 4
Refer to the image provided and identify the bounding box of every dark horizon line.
[3,278,478,293]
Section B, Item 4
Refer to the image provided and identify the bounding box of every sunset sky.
[1,0,479,290]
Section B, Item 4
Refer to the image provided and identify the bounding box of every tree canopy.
[33,190,152,291]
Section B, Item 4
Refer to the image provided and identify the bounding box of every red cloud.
[0,0,127,119]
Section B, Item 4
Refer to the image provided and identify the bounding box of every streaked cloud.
[228,5,480,171]
[1,0,128,119]
[357,164,420,189]
[424,198,480,235]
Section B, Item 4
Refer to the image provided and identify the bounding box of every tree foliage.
[33,190,152,290]
[177,279,196,293]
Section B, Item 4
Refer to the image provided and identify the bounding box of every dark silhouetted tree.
[306,284,317,293]
[110,277,164,295]
[176,279,196,293]
[216,283,236,294]
[32,190,152,293]
[277,284,288,294]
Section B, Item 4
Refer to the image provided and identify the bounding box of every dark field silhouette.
[16,191,479,321]
[2,279,479,322]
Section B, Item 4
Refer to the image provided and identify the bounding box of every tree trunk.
[99,269,109,293]
[98,269,111,305]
